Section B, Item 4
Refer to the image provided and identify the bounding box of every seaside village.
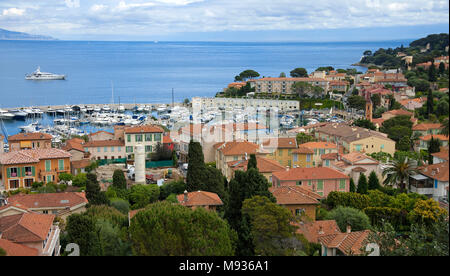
[0,54,449,257]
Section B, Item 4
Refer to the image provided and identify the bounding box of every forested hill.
[0,28,56,40]
[358,33,449,69]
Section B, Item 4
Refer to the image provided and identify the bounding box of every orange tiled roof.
[0,213,55,243]
[0,239,38,256]
[215,141,265,156]
[83,140,125,147]
[7,192,88,209]
[0,148,71,165]
[163,135,173,144]
[177,191,223,207]
[419,161,449,182]
[318,230,371,255]
[262,137,297,149]
[71,159,92,169]
[269,186,321,205]
[419,134,449,141]
[273,167,350,181]
[88,130,113,137]
[124,125,164,134]
[412,123,442,131]
[321,153,339,160]
[300,141,337,149]
[431,149,449,161]
[385,109,413,116]
[256,77,328,82]
[292,146,314,154]
[8,132,53,141]
[62,139,85,152]
[227,156,286,173]
[341,152,378,164]
[296,220,341,243]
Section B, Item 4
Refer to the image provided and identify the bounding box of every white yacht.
[25,66,66,80]
[0,109,15,120]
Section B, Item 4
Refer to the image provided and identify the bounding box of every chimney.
[286,166,290,171]
[183,190,188,203]
[346,225,351,233]
[318,225,324,235]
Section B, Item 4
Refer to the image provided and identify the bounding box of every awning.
[410,174,428,180]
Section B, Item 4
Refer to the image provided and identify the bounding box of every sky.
[0,0,448,41]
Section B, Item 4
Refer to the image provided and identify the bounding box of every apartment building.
[249,77,329,95]
[83,140,126,160]
[8,132,53,152]
[124,125,164,160]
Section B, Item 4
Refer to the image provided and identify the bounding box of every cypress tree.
[247,154,257,170]
[349,178,356,192]
[428,61,437,82]
[112,169,127,190]
[86,173,109,205]
[439,62,446,75]
[368,171,381,190]
[426,88,433,118]
[356,173,368,194]
[428,137,441,165]
[186,141,206,191]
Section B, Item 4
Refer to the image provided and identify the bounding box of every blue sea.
[0,40,414,108]
[0,39,413,138]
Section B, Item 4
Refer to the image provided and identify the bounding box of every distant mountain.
[0,28,56,40]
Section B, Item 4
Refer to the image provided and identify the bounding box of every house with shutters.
[409,161,449,202]
[299,142,338,167]
[262,137,298,168]
[0,149,71,192]
[272,167,350,198]
[124,125,164,160]
[8,132,53,152]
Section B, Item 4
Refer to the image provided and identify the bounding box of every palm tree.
[440,118,449,137]
[382,155,417,193]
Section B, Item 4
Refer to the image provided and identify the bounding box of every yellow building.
[262,137,298,168]
[299,142,338,167]
[291,146,314,168]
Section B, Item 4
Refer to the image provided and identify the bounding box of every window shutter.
[7,168,11,178]
[32,166,36,176]
[22,167,25,177]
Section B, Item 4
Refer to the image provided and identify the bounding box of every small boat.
[102,105,111,112]
[118,105,125,113]
[12,111,28,120]
[25,66,66,80]
[0,109,15,120]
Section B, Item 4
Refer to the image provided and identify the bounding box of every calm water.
[0,40,413,108]
[0,39,412,138]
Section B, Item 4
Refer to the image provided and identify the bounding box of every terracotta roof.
[8,132,53,141]
[372,118,385,126]
[227,156,286,173]
[431,149,449,161]
[62,139,85,152]
[316,124,393,143]
[292,146,314,154]
[321,153,339,160]
[7,192,88,209]
[124,125,164,134]
[71,159,92,169]
[163,135,173,144]
[419,161,449,182]
[296,220,341,243]
[88,130,113,137]
[0,148,71,165]
[419,134,449,141]
[384,109,413,116]
[0,213,55,243]
[318,230,371,255]
[273,167,350,181]
[300,141,337,149]
[269,186,321,205]
[256,77,328,82]
[128,208,145,220]
[341,152,378,164]
[0,239,38,256]
[177,191,223,207]
[399,97,426,106]
[412,123,443,131]
[83,140,125,147]
[215,141,266,156]
[262,137,297,149]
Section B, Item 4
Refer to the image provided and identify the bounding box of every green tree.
[325,206,371,232]
[440,117,449,137]
[353,119,376,130]
[129,201,236,256]
[72,173,88,187]
[279,72,286,77]
[247,154,257,170]
[428,61,437,82]
[86,173,109,205]
[128,184,159,210]
[59,173,74,183]
[357,173,368,194]
[290,67,308,77]
[426,88,434,119]
[427,137,441,164]
[159,179,186,200]
[239,70,260,81]
[347,95,367,110]
[398,136,412,152]
[186,141,205,191]
[242,196,302,256]
[438,62,446,75]
[408,199,448,225]
[110,198,130,214]
[370,93,381,108]
[0,247,6,256]
[65,213,100,256]
[368,171,381,190]
[349,178,356,192]
[382,155,417,192]
[296,133,315,144]
[112,169,127,190]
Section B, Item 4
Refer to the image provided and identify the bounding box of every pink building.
[272,167,350,198]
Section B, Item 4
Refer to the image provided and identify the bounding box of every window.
[293,154,298,162]
[118,147,121,152]
[295,209,305,216]
[24,178,33,188]
[319,149,325,155]
[111,147,114,152]
[127,134,131,142]
[97,147,101,152]
[9,167,19,177]
[288,149,292,155]
[25,166,33,176]
[58,159,64,171]
[145,134,152,141]
[45,160,51,172]
[278,150,283,156]
[126,146,133,153]
[9,179,19,189]
[104,147,108,152]
[145,145,152,152]
[296,181,302,186]
[325,160,330,167]
[308,180,312,186]
[317,180,324,190]
[135,134,143,142]
[154,133,162,142]
[233,156,238,161]
[339,179,346,190]
[306,154,311,162]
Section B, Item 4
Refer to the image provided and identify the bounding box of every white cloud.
[65,0,80,8]
[90,4,107,13]
[2,7,25,16]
